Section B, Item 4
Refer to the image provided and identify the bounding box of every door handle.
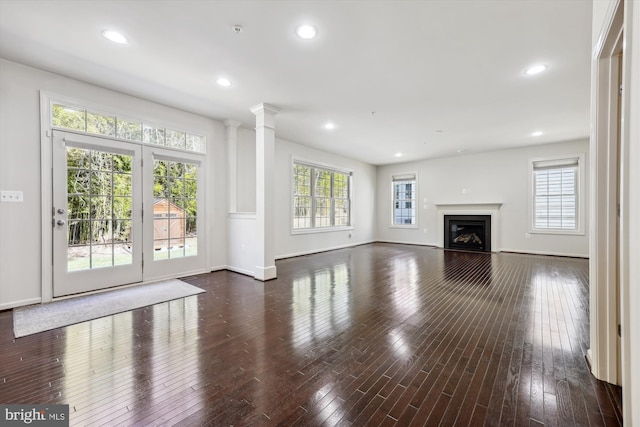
[56,219,66,226]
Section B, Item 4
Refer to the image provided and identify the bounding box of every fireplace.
[444,215,491,252]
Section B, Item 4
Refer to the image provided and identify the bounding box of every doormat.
[13,279,205,338]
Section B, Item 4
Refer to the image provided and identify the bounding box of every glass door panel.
[151,159,198,261]
[53,131,142,297]
[143,147,204,281]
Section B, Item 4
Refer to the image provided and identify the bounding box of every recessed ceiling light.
[216,78,232,87]
[296,25,317,40]
[324,122,335,130]
[102,30,128,44]
[395,153,403,157]
[525,64,547,76]
[531,131,543,137]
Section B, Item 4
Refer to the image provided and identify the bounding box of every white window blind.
[533,158,578,230]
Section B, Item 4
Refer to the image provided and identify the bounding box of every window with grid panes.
[292,162,351,230]
[51,103,205,153]
[392,173,416,226]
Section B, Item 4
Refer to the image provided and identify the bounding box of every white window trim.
[528,154,585,235]
[290,157,353,234]
[390,172,418,229]
[47,93,208,154]
[291,225,354,235]
[40,91,211,303]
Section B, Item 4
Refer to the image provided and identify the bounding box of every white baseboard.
[225,265,256,277]
[376,240,439,247]
[255,265,277,281]
[149,269,210,282]
[586,348,594,373]
[500,248,588,258]
[209,265,227,272]
[0,297,41,311]
[275,240,375,260]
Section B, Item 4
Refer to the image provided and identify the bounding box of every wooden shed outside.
[153,198,185,249]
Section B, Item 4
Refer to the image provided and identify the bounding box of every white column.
[224,119,241,214]
[250,103,279,281]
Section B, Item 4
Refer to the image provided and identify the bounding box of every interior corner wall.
[0,58,227,309]
[376,140,590,257]
[273,138,377,259]
[224,126,257,275]
[226,126,377,274]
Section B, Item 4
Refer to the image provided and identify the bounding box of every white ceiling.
[0,0,593,165]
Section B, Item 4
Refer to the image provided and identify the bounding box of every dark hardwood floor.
[0,243,622,426]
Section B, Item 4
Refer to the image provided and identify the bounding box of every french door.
[52,131,142,297]
[52,130,205,297]
[142,147,204,280]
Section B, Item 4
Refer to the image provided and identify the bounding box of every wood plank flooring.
[0,243,622,426]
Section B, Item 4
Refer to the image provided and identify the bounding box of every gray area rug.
[13,279,205,338]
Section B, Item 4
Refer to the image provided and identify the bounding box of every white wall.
[593,0,616,46]
[376,140,590,257]
[224,129,377,273]
[274,138,377,259]
[0,59,227,308]
[236,127,256,212]
[226,213,258,276]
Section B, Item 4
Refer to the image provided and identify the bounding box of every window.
[531,157,581,232]
[392,173,416,226]
[292,162,351,230]
[51,103,205,153]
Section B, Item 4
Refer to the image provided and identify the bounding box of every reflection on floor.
[0,243,622,426]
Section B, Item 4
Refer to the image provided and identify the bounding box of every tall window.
[532,157,579,231]
[392,173,416,226]
[293,162,351,230]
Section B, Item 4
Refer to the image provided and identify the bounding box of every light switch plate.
[1,191,24,203]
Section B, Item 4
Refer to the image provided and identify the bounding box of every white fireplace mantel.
[435,203,502,252]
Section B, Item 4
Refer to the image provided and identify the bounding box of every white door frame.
[40,92,209,302]
[40,92,54,303]
[589,0,624,386]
